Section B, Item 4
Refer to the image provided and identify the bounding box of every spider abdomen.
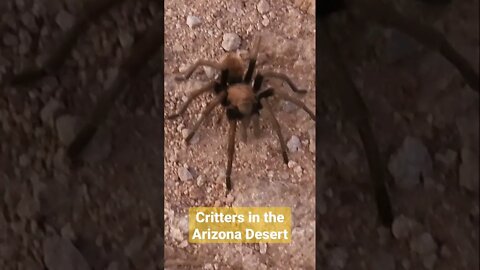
[225,84,256,120]
[220,53,245,83]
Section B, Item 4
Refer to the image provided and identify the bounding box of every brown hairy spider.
[319,0,479,227]
[168,36,316,190]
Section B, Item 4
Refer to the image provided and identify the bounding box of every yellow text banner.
[189,207,291,244]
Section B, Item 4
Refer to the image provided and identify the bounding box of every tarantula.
[318,0,479,227]
[168,36,316,190]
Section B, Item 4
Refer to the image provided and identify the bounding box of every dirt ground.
[164,0,316,269]
[0,0,478,270]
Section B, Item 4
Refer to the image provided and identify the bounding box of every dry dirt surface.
[316,0,479,270]
[164,0,316,269]
[0,0,478,270]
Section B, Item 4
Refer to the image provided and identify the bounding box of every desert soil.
[0,0,478,270]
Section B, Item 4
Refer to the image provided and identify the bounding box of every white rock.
[43,235,90,270]
[178,167,193,181]
[388,136,432,189]
[55,10,75,31]
[181,128,190,139]
[287,160,297,169]
[186,15,202,28]
[257,0,270,14]
[177,216,189,234]
[203,66,216,79]
[222,33,241,51]
[287,135,301,152]
[294,165,303,176]
[196,175,205,186]
[259,243,267,254]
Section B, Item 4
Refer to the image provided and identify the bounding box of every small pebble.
[222,33,241,51]
[287,135,301,152]
[257,0,271,14]
[178,167,193,182]
[186,15,202,28]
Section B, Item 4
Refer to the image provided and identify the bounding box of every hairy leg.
[261,71,308,94]
[252,114,261,138]
[244,35,262,83]
[274,90,316,120]
[185,92,226,143]
[167,81,215,119]
[260,99,289,164]
[175,60,223,81]
[226,120,237,190]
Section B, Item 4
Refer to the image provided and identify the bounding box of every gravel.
[178,167,194,182]
[186,15,202,28]
[287,135,301,152]
[221,33,241,51]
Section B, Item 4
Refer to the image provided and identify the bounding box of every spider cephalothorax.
[168,35,315,190]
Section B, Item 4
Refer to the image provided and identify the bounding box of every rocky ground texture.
[164,0,315,269]
[0,0,478,270]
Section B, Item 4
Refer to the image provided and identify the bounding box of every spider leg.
[239,116,251,142]
[226,120,237,190]
[320,20,394,226]
[260,99,289,164]
[67,13,164,161]
[349,0,479,92]
[273,89,316,121]
[167,81,215,119]
[261,71,308,94]
[185,92,227,143]
[243,35,262,83]
[5,0,125,86]
[175,60,223,81]
[252,114,261,138]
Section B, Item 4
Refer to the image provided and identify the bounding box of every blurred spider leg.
[244,35,262,82]
[274,90,316,120]
[67,13,164,161]
[350,0,479,92]
[252,114,261,137]
[260,99,289,164]
[226,120,237,191]
[6,0,124,86]
[239,116,251,142]
[320,20,394,226]
[261,71,308,94]
[175,60,223,81]
[185,92,226,143]
[167,81,215,119]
